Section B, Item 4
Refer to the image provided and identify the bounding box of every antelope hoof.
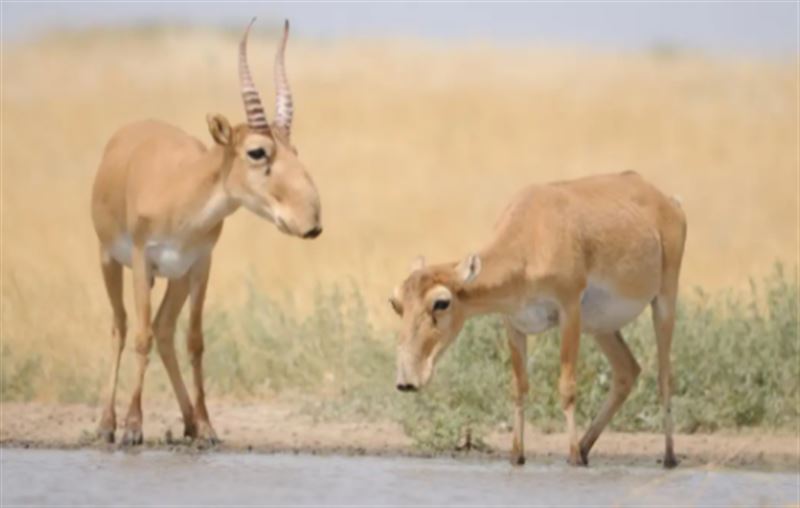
[202,436,221,447]
[663,451,679,469]
[510,438,525,466]
[568,447,588,467]
[96,427,115,444]
[580,446,590,466]
[183,421,198,440]
[196,422,220,447]
[121,426,143,447]
[567,456,588,467]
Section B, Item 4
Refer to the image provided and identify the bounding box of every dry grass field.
[1,27,797,405]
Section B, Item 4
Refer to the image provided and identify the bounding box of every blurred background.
[1,2,797,404]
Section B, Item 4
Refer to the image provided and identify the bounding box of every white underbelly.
[107,234,210,279]
[579,283,650,334]
[508,282,652,335]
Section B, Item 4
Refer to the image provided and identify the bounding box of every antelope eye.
[433,299,450,312]
[247,148,267,160]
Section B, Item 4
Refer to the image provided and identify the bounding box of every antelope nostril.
[396,383,417,392]
[303,226,322,239]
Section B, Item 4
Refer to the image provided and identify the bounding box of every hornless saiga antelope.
[390,172,686,467]
[91,19,321,445]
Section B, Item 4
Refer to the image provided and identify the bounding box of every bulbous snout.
[395,348,429,393]
[274,210,321,239]
[272,177,322,240]
[288,171,322,239]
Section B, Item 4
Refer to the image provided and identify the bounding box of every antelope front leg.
[187,255,218,444]
[505,320,529,466]
[122,246,153,446]
[558,300,584,466]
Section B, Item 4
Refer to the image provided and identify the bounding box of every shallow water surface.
[1,449,796,506]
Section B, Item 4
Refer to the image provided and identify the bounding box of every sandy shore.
[1,401,797,471]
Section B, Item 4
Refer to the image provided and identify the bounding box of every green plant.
[315,262,799,450]
[1,345,42,401]
[2,263,796,453]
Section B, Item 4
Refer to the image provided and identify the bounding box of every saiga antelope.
[91,19,321,445]
[390,172,686,467]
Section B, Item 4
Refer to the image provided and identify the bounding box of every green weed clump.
[305,263,799,450]
[0,345,42,401]
[200,281,389,398]
[2,264,797,452]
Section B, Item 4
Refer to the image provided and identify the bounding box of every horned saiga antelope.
[91,20,321,445]
[390,172,686,467]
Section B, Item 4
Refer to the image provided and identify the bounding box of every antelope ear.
[410,255,426,273]
[207,113,232,146]
[389,297,403,316]
[456,253,481,284]
[389,286,404,316]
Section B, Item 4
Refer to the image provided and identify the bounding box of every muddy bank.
[1,401,797,471]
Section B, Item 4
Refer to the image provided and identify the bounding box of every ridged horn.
[273,19,294,139]
[239,18,269,132]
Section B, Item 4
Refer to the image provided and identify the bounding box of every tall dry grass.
[1,27,797,402]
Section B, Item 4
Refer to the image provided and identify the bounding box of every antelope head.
[208,18,322,239]
[389,254,482,391]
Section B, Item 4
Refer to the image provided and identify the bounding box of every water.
[1,449,797,506]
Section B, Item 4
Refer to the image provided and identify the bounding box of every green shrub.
[2,263,796,452]
[0,345,42,401]
[308,262,799,450]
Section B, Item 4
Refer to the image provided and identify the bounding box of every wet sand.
[1,401,797,471]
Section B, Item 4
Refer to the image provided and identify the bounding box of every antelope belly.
[147,242,207,279]
[106,234,207,279]
[506,282,652,336]
[580,282,650,334]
